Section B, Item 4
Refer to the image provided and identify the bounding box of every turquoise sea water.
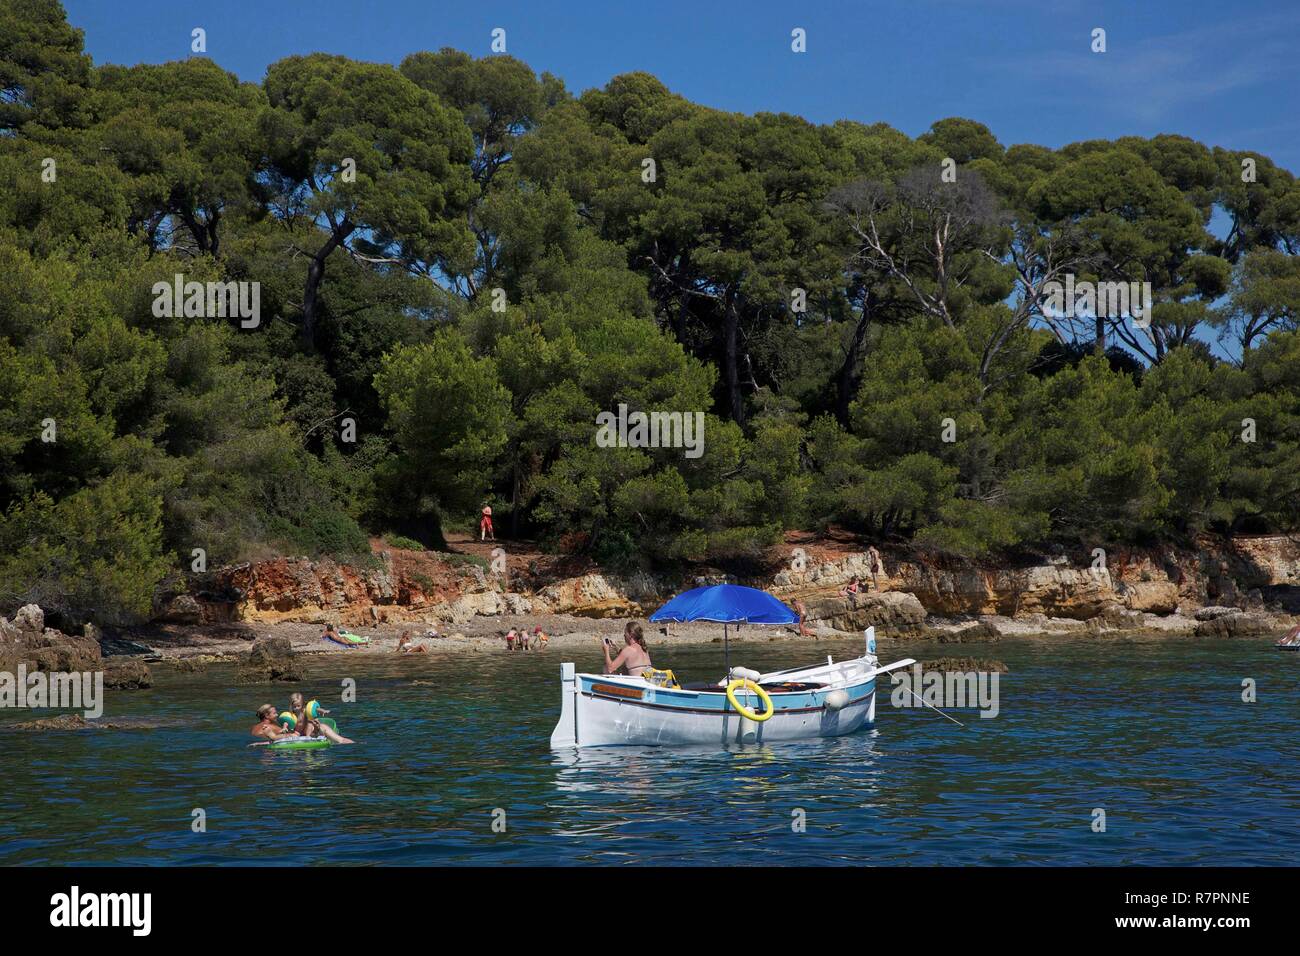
[2,635,1298,865]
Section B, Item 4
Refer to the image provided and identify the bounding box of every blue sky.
[63,0,1300,174]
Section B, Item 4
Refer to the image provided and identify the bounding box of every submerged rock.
[6,714,164,731]
[166,656,213,673]
[9,714,96,731]
[103,659,152,690]
[919,657,1009,673]
[1194,611,1274,638]
[236,634,301,683]
[1194,605,1241,622]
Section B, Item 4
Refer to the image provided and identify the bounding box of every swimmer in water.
[251,704,300,741]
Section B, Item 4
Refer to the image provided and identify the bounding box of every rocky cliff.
[171,550,642,629]
[1,604,150,687]
[147,534,1300,638]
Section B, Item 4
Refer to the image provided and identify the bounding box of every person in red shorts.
[480,505,494,541]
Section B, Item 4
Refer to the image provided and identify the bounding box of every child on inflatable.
[289,692,355,744]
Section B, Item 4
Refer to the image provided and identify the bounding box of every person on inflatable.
[251,703,301,741]
[289,692,355,744]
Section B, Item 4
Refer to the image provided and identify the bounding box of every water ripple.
[1,635,1297,864]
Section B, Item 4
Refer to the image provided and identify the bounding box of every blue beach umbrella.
[650,584,797,625]
[650,584,797,675]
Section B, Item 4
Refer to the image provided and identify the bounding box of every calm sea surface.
[2,635,1298,865]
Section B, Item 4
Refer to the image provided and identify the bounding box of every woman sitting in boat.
[600,622,652,676]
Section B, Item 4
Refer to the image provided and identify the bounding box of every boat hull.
[549,665,878,748]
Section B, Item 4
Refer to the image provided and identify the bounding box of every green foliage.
[374,328,513,517]
[265,503,369,559]
[0,472,170,624]
[437,551,489,570]
[1,1,1299,624]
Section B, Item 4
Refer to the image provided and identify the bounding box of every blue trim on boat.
[579,674,873,714]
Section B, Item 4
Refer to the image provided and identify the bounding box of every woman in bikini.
[396,630,426,653]
[601,621,652,676]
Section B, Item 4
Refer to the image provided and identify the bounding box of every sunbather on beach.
[289,692,355,744]
[322,623,351,647]
[397,630,426,653]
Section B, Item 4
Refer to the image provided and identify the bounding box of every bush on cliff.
[0,473,171,624]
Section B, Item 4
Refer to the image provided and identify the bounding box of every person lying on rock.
[289,691,355,744]
[251,704,300,741]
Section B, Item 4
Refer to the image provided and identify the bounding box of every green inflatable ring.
[267,736,330,750]
[264,718,339,750]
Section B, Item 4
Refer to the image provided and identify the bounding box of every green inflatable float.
[262,718,339,752]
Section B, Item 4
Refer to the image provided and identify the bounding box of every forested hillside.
[2,0,1298,623]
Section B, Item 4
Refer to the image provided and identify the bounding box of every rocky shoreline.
[5,533,1298,695]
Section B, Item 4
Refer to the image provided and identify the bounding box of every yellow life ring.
[726,678,774,722]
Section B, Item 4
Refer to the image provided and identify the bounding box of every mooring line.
[901,685,965,727]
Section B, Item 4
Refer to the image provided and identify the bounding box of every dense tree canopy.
[2,0,1298,623]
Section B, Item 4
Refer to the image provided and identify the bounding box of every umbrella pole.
[724,622,730,679]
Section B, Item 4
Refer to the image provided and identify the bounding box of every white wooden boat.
[1278,625,1300,650]
[550,628,914,748]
